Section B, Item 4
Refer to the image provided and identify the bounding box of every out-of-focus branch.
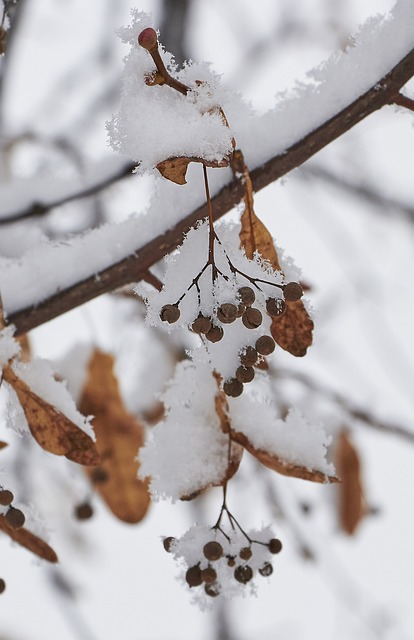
[159,0,191,66]
[8,46,414,335]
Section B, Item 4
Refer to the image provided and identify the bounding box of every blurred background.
[1,0,414,639]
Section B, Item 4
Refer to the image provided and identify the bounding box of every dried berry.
[163,536,176,552]
[201,567,217,584]
[234,565,253,584]
[238,287,255,306]
[255,335,275,356]
[5,506,25,530]
[0,490,14,506]
[138,27,158,50]
[239,546,252,561]
[74,502,93,521]
[186,565,202,587]
[242,307,262,329]
[203,541,223,561]
[268,538,283,554]
[205,325,224,343]
[160,304,180,324]
[223,378,243,398]
[217,303,238,324]
[259,562,273,577]
[283,282,303,302]
[266,297,286,317]
[235,365,255,384]
[0,579,5,594]
[239,346,258,367]
[227,556,236,567]
[191,314,212,334]
[205,582,220,597]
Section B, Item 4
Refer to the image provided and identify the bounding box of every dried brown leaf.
[80,349,150,524]
[270,301,314,357]
[229,428,338,484]
[335,431,365,535]
[0,515,58,563]
[156,155,230,185]
[2,365,100,466]
[0,441,8,450]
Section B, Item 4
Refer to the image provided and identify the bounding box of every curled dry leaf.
[270,302,314,357]
[80,349,150,524]
[0,515,58,563]
[157,155,230,186]
[2,365,100,466]
[229,428,338,484]
[335,430,365,535]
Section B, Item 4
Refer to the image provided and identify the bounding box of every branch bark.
[8,47,414,335]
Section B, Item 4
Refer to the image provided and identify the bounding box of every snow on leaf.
[335,430,366,534]
[79,349,150,524]
[2,365,100,466]
[0,514,58,563]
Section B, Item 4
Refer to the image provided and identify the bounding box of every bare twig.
[7,46,414,335]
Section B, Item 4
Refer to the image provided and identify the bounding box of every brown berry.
[138,27,158,50]
[238,287,255,306]
[283,282,303,302]
[0,490,14,506]
[255,335,275,356]
[227,556,236,567]
[160,304,180,324]
[163,536,176,552]
[235,365,255,384]
[266,297,286,317]
[239,346,258,367]
[204,582,220,597]
[186,565,202,587]
[201,567,217,584]
[0,579,5,594]
[203,541,223,561]
[268,538,282,554]
[217,303,238,324]
[259,562,273,577]
[5,506,25,530]
[205,325,224,343]
[191,314,212,334]
[74,502,93,521]
[234,565,253,584]
[223,378,243,398]
[239,547,252,561]
[242,307,262,329]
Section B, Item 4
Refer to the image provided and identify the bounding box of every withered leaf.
[335,430,365,535]
[0,441,8,450]
[229,428,338,484]
[0,515,58,563]
[80,349,150,524]
[2,365,100,466]
[156,155,230,185]
[270,302,314,357]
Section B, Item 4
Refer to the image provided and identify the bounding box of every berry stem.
[203,164,219,285]
[139,31,189,96]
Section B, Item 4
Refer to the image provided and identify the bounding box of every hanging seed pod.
[259,562,273,577]
[242,307,262,329]
[266,297,286,317]
[234,565,253,584]
[205,582,220,597]
[186,565,203,587]
[223,378,243,398]
[283,282,303,302]
[201,567,217,584]
[268,538,283,554]
[0,490,14,506]
[163,537,176,552]
[191,314,212,334]
[205,325,224,343]
[239,547,252,561]
[255,335,276,356]
[160,304,180,323]
[217,303,238,324]
[238,287,255,306]
[203,541,223,561]
[235,365,255,384]
[74,502,94,521]
[227,556,236,567]
[239,346,258,367]
[5,506,25,530]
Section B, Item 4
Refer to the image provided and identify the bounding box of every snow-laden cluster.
[107,10,235,173]
[138,220,294,384]
[139,360,334,502]
[163,524,281,607]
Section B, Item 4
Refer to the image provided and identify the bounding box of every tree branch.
[8,47,414,335]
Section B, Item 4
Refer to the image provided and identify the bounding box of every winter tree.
[1,0,414,638]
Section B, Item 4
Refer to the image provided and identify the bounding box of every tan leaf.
[80,349,150,524]
[0,441,8,450]
[335,430,365,535]
[156,155,230,185]
[270,301,314,357]
[0,515,58,563]
[2,365,100,466]
[229,428,338,484]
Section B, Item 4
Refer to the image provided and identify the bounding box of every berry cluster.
[0,488,26,530]
[163,523,282,602]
